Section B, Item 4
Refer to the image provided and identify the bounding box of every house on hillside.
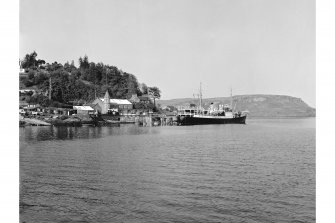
[128,94,152,104]
[138,95,152,104]
[73,106,95,116]
[19,89,36,97]
[45,107,75,116]
[91,91,133,115]
[20,104,41,115]
[126,94,155,113]
[128,94,140,103]
[19,101,29,108]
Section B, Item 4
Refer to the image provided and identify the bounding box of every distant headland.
[158,95,315,118]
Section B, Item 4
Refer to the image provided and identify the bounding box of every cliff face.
[158,95,316,117]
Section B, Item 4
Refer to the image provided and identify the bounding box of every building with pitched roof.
[73,106,95,115]
[91,91,133,115]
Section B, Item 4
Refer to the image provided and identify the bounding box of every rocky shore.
[19,114,93,127]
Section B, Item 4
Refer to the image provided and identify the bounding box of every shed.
[73,106,95,115]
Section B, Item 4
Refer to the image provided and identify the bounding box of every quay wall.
[118,115,177,126]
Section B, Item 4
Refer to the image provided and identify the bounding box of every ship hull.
[178,115,247,125]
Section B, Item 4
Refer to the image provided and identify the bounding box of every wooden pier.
[99,114,179,126]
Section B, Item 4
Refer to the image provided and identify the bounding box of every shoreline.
[19,116,315,128]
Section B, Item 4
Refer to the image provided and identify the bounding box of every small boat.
[177,84,247,125]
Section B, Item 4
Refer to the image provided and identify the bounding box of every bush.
[134,102,155,109]
[27,94,51,107]
[23,79,34,87]
[33,72,48,85]
[28,70,36,79]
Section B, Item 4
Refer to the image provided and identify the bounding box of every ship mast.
[199,82,202,115]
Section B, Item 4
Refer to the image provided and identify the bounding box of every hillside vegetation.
[19,51,161,107]
[158,95,316,117]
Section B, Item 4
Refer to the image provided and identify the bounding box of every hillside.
[19,51,161,108]
[158,95,316,117]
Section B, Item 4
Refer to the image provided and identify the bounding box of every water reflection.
[20,124,161,142]
[20,119,315,223]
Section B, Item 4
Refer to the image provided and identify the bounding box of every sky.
[20,0,315,107]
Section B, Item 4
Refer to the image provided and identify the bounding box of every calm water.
[20,118,315,223]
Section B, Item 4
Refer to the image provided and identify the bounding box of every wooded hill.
[19,51,161,108]
[158,95,316,117]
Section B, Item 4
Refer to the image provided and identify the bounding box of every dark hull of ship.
[178,115,247,125]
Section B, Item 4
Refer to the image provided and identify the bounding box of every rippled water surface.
[20,118,315,222]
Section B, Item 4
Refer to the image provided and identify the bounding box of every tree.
[33,71,48,86]
[27,70,36,79]
[46,62,63,72]
[27,94,52,107]
[64,61,76,73]
[139,83,148,95]
[79,55,90,70]
[148,86,161,108]
[36,59,46,67]
[134,101,155,110]
[21,51,46,70]
[21,51,38,69]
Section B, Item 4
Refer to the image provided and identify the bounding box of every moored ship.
[177,109,247,125]
[177,84,248,125]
